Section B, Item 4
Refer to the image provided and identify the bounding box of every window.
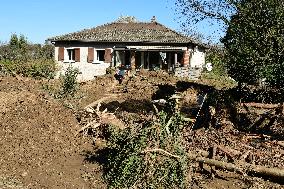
[67,49,75,61]
[97,50,105,61]
[64,48,80,62]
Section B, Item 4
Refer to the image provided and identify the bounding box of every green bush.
[106,67,116,75]
[205,46,227,77]
[102,108,189,188]
[0,34,56,79]
[200,72,237,89]
[0,60,17,75]
[25,59,57,79]
[59,66,80,97]
[0,59,57,79]
[222,0,284,87]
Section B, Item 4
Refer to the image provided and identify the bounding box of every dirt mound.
[1,73,283,188]
[0,77,97,188]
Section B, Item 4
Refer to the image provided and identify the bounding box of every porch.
[112,47,190,72]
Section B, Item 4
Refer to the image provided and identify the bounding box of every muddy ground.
[0,71,283,188]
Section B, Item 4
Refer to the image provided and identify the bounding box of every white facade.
[190,46,205,68]
[54,44,206,81]
[55,46,111,81]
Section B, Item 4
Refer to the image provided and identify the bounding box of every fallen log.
[187,152,284,180]
[277,141,284,148]
[210,146,217,178]
[142,148,284,180]
[188,153,243,173]
[240,103,280,109]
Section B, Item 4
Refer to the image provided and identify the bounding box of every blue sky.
[0,0,220,44]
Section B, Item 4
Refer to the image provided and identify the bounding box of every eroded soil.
[0,72,283,188]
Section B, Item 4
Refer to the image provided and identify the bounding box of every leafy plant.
[25,59,57,79]
[60,66,80,97]
[106,67,116,75]
[205,46,227,76]
[222,0,284,88]
[102,101,189,188]
[0,34,56,79]
[0,59,57,79]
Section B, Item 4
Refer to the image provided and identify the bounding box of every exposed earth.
[0,72,283,188]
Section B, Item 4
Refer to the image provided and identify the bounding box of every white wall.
[57,61,109,81]
[190,46,205,68]
[54,44,206,80]
[55,46,110,81]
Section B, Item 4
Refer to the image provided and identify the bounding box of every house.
[48,16,206,80]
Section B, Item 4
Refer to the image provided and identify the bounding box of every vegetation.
[199,45,238,89]
[0,34,80,99]
[205,45,226,76]
[115,15,138,23]
[176,0,284,90]
[175,0,238,41]
[0,34,56,79]
[42,66,80,99]
[102,101,189,188]
[59,66,80,97]
[106,67,116,75]
[222,0,284,88]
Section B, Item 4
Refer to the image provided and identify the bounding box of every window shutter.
[75,48,80,62]
[58,47,64,61]
[104,48,112,63]
[88,48,94,63]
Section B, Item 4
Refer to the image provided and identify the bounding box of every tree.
[9,34,19,48]
[222,0,284,87]
[205,45,226,76]
[18,34,28,50]
[175,0,240,41]
[0,34,56,79]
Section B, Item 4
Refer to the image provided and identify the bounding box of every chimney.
[151,16,157,23]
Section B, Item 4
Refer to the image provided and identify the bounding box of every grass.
[199,72,238,89]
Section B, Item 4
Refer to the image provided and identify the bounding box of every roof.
[49,20,194,44]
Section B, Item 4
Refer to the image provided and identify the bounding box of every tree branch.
[141,148,181,159]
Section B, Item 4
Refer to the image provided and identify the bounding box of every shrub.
[106,67,116,75]
[60,66,80,97]
[0,60,17,76]
[25,59,57,79]
[102,105,189,188]
[200,72,237,89]
[0,59,57,79]
[205,46,227,77]
[0,34,56,79]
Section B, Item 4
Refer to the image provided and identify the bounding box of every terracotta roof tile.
[49,21,193,43]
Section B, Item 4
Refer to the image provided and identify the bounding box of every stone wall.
[174,66,203,80]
